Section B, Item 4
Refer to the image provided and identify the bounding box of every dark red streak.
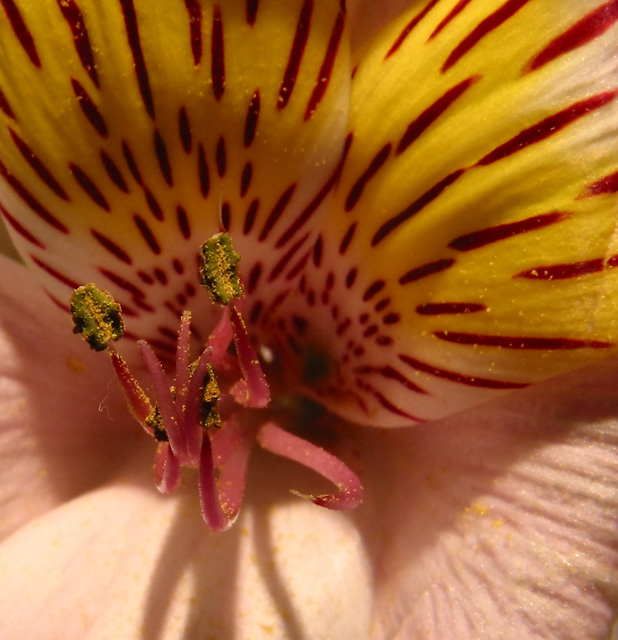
[243,198,259,234]
[449,211,566,251]
[183,0,203,66]
[71,78,108,138]
[581,170,618,197]
[215,136,226,177]
[516,258,605,280]
[0,204,44,247]
[176,205,191,239]
[400,258,455,284]
[363,279,385,301]
[529,0,618,72]
[345,267,357,289]
[364,383,422,421]
[434,331,612,349]
[356,364,427,394]
[138,270,155,284]
[9,128,69,200]
[2,0,40,67]
[339,222,357,254]
[244,91,260,147]
[383,313,400,324]
[373,169,465,246]
[133,214,161,254]
[144,187,164,221]
[197,143,210,197]
[120,0,155,118]
[385,0,439,59]
[286,252,310,280]
[478,90,618,165]
[247,262,262,294]
[442,0,531,72]
[249,300,263,324]
[246,0,258,25]
[240,162,253,197]
[428,0,473,40]
[268,233,309,282]
[396,76,479,155]
[259,184,296,241]
[363,325,378,338]
[211,5,225,100]
[276,132,352,248]
[312,234,323,267]
[278,0,313,110]
[122,141,143,185]
[0,159,68,232]
[155,268,168,284]
[32,255,79,288]
[69,163,109,211]
[0,88,15,119]
[91,229,132,264]
[172,260,184,275]
[375,335,394,347]
[100,150,129,193]
[304,3,345,121]
[56,0,99,86]
[399,353,528,389]
[221,201,231,231]
[178,107,192,153]
[154,130,173,187]
[345,143,391,211]
[416,302,486,315]
[99,267,146,298]
[375,297,390,311]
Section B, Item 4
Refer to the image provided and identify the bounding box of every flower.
[0,0,617,637]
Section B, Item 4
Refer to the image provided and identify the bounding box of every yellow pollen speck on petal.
[67,356,85,373]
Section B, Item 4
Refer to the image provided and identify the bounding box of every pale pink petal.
[0,255,141,540]
[0,464,372,639]
[361,357,618,639]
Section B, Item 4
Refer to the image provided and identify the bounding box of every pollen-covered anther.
[70,284,124,351]
[199,232,244,305]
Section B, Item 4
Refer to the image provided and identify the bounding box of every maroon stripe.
[529,0,618,72]
[244,90,260,147]
[211,5,225,100]
[69,163,109,211]
[479,90,618,165]
[399,353,528,389]
[9,128,69,200]
[172,259,184,275]
[383,313,400,324]
[1,0,40,67]
[143,187,164,221]
[516,258,605,280]
[133,214,161,254]
[183,0,202,66]
[138,270,154,284]
[246,0,258,25]
[258,184,296,241]
[0,159,68,232]
[120,0,155,118]
[385,0,439,59]
[580,170,618,197]
[442,0,531,72]
[243,198,259,234]
[0,204,44,247]
[178,106,192,153]
[434,331,612,349]
[416,302,486,315]
[372,169,465,246]
[276,132,352,248]
[399,258,455,284]
[428,0,474,40]
[100,150,129,193]
[221,201,231,231]
[0,88,15,119]
[363,383,422,421]
[363,280,385,301]
[278,0,313,110]
[338,222,357,254]
[56,0,99,86]
[91,229,132,264]
[31,255,79,288]
[247,262,262,294]
[356,364,427,394]
[286,252,310,280]
[312,234,323,267]
[154,130,173,187]
[397,76,479,155]
[304,2,345,120]
[122,141,143,185]
[449,211,567,251]
[345,143,391,211]
[154,268,168,284]
[375,298,390,311]
[176,205,191,239]
[215,136,226,177]
[197,143,210,197]
[71,78,108,138]
[268,233,309,282]
[240,162,253,197]
[99,267,146,298]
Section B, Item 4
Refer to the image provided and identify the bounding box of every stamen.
[199,232,244,305]
[70,283,124,351]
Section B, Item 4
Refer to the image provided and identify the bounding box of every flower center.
[70,233,362,531]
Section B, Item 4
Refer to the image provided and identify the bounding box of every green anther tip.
[199,233,244,305]
[70,284,124,352]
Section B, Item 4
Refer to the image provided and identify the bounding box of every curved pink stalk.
[109,348,153,428]
[174,311,192,412]
[229,303,270,408]
[206,304,234,368]
[198,434,233,531]
[154,442,181,494]
[256,422,363,511]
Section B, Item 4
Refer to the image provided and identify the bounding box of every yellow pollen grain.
[67,356,85,372]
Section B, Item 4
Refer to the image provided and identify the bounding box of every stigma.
[70,233,363,531]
